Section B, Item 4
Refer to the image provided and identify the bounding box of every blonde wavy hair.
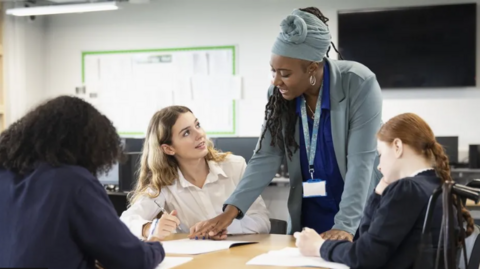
[128,106,230,205]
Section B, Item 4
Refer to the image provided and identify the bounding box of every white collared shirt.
[120,154,271,238]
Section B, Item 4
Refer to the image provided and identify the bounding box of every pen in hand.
[147,218,159,241]
[153,200,184,233]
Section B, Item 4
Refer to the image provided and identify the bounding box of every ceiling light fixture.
[6,1,119,16]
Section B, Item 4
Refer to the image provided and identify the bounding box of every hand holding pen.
[147,209,181,241]
[147,199,183,241]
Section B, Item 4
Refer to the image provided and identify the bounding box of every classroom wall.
[3,2,46,124]
[8,0,479,160]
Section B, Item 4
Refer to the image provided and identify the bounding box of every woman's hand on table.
[294,228,324,257]
[188,205,238,240]
[320,229,353,241]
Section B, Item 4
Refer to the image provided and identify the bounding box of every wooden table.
[467,199,480,208]
[162,234,328,269]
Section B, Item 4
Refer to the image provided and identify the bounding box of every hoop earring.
[309,75,316,86]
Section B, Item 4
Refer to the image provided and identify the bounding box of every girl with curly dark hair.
[0,96,165,269]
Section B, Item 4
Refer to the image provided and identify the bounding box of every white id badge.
[303,179,327,198]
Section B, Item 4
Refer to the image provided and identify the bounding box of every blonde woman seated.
[120,106,270,240]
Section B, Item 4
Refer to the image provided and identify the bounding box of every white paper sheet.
[246,247,349,269]
[99,55,133,81]
[173,76,193,101]
[177,99,234,133]
[155,257,193,269]
[83,47,236,135]
[207,50,233,75]
[191,75,242,100]
[161,238,257,255]
[193,52,209,75]
[93,79,173,135]
[84,56,100,82]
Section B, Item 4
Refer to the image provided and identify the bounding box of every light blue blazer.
[225,58,384,235]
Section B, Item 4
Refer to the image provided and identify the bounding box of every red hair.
[377,113,474,237]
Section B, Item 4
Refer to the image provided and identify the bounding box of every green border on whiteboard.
[81,45,237,136]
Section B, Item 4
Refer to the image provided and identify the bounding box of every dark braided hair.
[256,7,343,159]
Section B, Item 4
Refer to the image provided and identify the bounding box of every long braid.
[257,7,343,158]
[256,87,298,159]
[430,142,475,239]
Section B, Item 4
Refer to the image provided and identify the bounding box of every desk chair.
[461,225,480,269]
[415,180,480,269]
[269,218,287,234]
[463,179,480,269]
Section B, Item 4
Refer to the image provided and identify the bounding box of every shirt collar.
[295,61,331,115]
[410,168,435,177]
[176,160,228,189]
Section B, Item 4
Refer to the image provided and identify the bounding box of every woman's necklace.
[306,103,315,120]
[305,80,323,120]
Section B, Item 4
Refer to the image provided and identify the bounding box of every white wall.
[3,3,46,124]
[15,0,476,160]
[2,0,475,223]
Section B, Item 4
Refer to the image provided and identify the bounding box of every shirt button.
[292,186,295,189]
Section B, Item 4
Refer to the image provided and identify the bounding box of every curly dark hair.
[256,7,344,159]
[0,96,124,176]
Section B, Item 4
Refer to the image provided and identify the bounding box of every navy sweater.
[0,163,165,269]
[320,170,447,269]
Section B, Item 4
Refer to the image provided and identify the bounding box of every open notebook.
[161,238,258,255]
[155,257,193,269]
[247,247,349,269]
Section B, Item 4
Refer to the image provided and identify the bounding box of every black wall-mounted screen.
[338,3,477,89]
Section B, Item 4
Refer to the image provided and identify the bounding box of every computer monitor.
[213,137,259,163]
[435,136,459,164]
[469,145,480,169]
[119,152,142,192]
[213,137,288,177]
[124,138,145,152]
[209,137,217,145]
[98,163,119,185]
[97,151,142,189]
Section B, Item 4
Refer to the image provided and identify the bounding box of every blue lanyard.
[300,80,323,180]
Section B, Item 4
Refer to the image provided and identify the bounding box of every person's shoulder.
[38,162,100,188]
[217,154,247,174]
[328,58,381,102]
[222,154,247,167]
[329,59,376,81]
[383,177,433,201]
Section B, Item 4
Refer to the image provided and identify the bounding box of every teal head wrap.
[271,9,331,62]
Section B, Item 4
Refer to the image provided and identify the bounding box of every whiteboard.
[81,46,238,136]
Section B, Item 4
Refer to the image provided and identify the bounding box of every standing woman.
[191,7,383,241]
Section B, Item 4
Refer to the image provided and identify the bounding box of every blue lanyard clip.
[309,166,314,180]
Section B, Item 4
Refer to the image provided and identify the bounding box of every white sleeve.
[119,191,166,239]
[227,159,271,234]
